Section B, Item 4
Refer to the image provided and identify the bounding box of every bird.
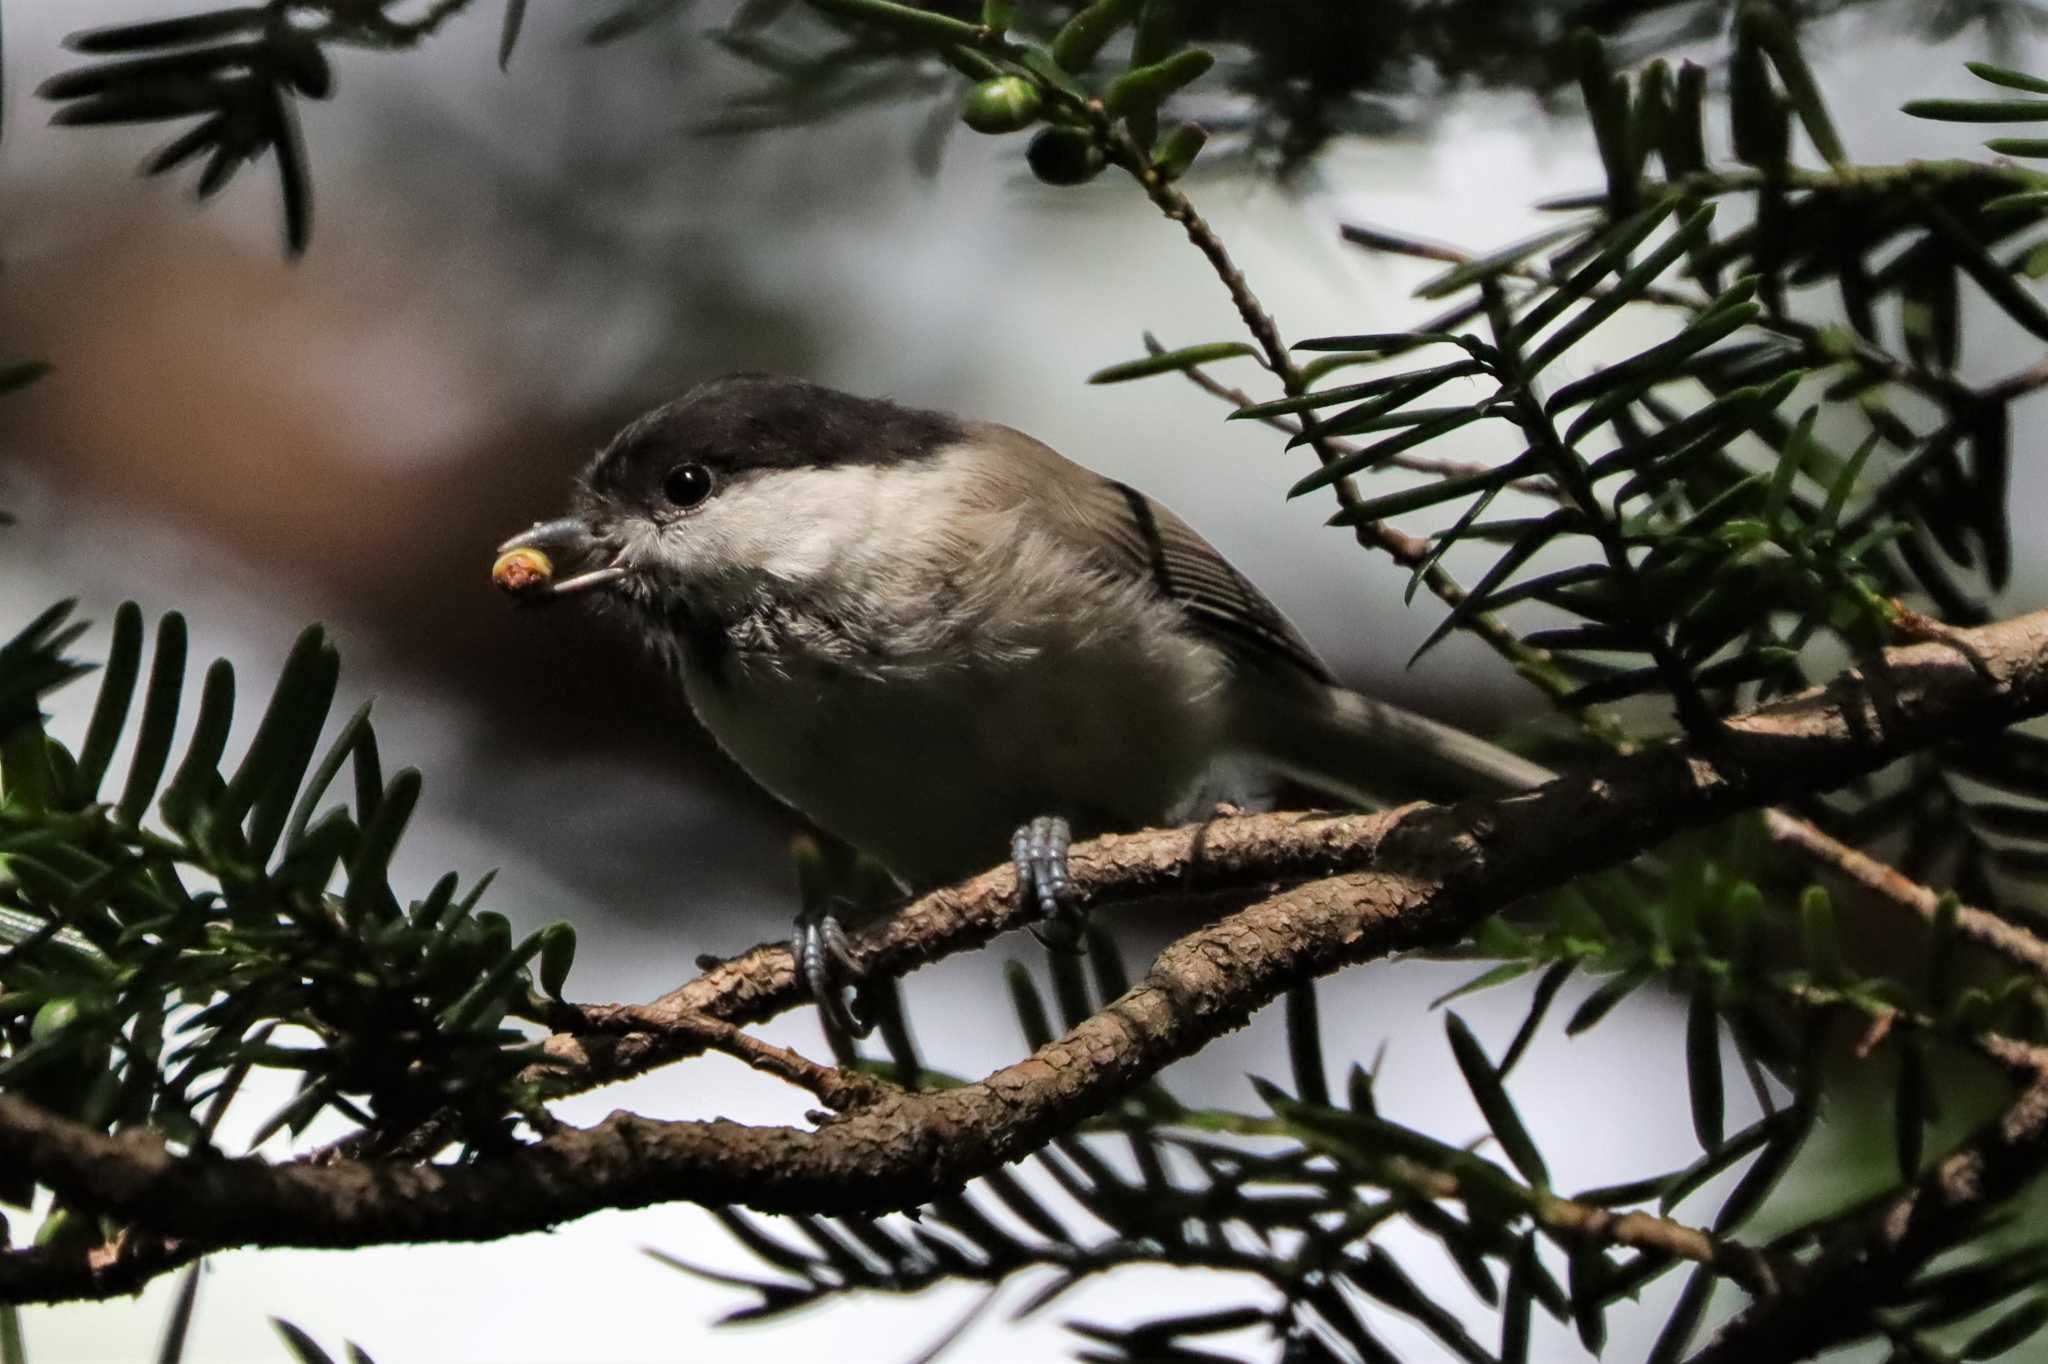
[494,373,1544,1025]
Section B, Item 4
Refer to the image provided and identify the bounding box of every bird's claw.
[792,905,868,1038]
[1014,814,1082,950]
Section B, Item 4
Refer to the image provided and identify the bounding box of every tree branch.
[1688,1039,2048,1364]
[0,1232,194,1306]
[562,1003,892,1111]
[1166,1106,1786,1293]
[6,609,2048,1303]
[1761,808,2048,983]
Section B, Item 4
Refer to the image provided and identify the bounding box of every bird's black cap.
[581,373,967,505]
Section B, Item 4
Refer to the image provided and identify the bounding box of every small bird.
[496,374,1543,1022]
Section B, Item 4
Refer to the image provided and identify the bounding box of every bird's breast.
[671,593,1232,887]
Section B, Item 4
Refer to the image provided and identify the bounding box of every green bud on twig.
[1104,48,1213,119]
[961,75,1042,134]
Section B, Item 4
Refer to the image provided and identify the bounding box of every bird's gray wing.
[970,421,1334,685]
[1084,475,1336,687]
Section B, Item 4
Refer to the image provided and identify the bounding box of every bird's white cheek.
[630,464,944,602]
[624,496,819,600]
[711,470,890,587]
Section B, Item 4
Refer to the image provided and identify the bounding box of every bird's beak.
[494,517,630,598]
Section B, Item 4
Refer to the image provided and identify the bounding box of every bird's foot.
[791,900,869,1038]
[1014,814,1082,951]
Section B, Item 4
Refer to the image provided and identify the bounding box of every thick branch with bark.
[5,609,2048,1306]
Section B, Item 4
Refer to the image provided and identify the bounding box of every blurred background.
[3,1,2045,1359]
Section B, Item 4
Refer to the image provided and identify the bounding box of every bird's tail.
[1240,684,1554,807]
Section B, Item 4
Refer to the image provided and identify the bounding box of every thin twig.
[1184,1107,1790,1295]
[1983,352,2048,403]
[1762,808,2048,983]
[1783,978,2048,1081]
[1166,343,1561,495]
[571,1003,890,1111]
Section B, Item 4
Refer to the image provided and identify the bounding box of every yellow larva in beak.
[491,546,554,596]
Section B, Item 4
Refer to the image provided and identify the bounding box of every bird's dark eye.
[663,463,714,509]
